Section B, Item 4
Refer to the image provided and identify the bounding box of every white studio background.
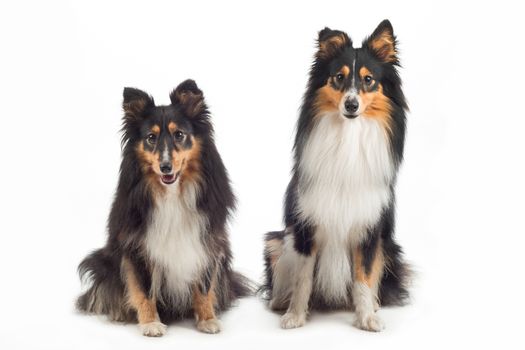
[0,1,523,349]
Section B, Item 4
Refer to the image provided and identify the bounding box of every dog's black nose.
[345,98,359,113]
[160,163,172,174]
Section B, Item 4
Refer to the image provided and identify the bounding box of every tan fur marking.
[352,243,384,289]
[135,143,165,194]
[122,257,159,324]
[340,65,350,77]
[359,84,392,133]
[359,67,372,79]
[176,91,204,117]
[369,30,396,63]
[179,137,202,185]
[136,142,160,172]
[368,247,384,289]
[314,78,344,114]
[318,34,349,59]
[151,125,160,134]
[123,99,147,116]
[192,284,217,322]
[168,122,177,134]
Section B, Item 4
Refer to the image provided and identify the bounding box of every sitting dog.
[77,80,251,336]
[263,20,410,331]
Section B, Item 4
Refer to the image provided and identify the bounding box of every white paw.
[280,311,307,329]
[140,321,167,337]
[354,313,384,332]
[196,318,222,334]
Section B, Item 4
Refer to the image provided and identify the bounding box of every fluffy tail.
[211,269,255,315]
[229,270,255,299]
[379,236,411,306]
[76,248,130,321]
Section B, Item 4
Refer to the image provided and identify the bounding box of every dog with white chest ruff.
[76,80,252,336]
[262,20,410,331]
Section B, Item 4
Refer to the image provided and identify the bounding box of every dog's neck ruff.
[297,112,394,244]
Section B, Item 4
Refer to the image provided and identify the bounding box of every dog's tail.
[76,248,130,321]
[212,268,255,314]
[229,270,255,299]
[379,235,412,306]
[259,230,286,299]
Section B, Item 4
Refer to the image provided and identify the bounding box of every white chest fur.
[298,113,394,242]
[144,182,208,304]
[297,113,394,302]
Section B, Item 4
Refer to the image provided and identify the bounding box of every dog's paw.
[280,311,307,329]
[140,321,167,337]
[354,313,384,332]
[196,318,221,334]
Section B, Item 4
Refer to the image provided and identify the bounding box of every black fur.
[77,80,253,325]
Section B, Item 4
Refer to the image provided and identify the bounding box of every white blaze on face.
[338,58,363,116]
[161,140,170,166]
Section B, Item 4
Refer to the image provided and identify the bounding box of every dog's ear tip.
[172,79,202,97]
[123,87,140,94]
[374,19,394,36]
[122,87,153,105]
[318,27,333,41]
[367,20,397,63]
[170,79,205,116]
[122,87,134,98]
[181,78,197,86]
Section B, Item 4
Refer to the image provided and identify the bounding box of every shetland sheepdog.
[77,80,252,336]
[263,20,410,331]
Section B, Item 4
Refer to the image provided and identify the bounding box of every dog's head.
[313,20,399,129]
[122,80,207,187]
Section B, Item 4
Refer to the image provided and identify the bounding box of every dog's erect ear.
[317,27,352,60]
[122,87,154,119]
[366,20,397,64]
[170,79,205,117]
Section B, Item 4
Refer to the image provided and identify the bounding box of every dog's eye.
[146,133,157,145]
[364,75,373,85]
[336,73,345,82]
[174,130,185,142]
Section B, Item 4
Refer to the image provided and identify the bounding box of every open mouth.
[160,172,179,185]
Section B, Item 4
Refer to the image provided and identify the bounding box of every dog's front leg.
[122,257,166,337]
[280,225,317,329]
[192,265,221,334]
[351,236,385,332]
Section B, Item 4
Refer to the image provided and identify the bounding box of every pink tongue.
[162,174,174,183]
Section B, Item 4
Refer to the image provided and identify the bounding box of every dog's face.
[314,20,397,128]
[122,80,205,187]
[136,107,199,185]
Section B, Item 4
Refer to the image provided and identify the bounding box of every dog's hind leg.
[351,236,385,332]
[121,257,166,337]
[263,231,289,310]
[278,227,317,329]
